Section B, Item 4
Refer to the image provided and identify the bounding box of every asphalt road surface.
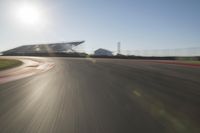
[0,58,200,133]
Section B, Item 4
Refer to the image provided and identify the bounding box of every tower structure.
[117,42,121,55]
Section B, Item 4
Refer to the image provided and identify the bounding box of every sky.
[0,0,200,53]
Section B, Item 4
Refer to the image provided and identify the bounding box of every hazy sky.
[0,0,200,52]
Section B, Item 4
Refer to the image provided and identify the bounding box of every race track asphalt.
[0,57,200,133]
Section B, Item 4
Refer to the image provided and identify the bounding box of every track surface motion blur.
[0,57,200,133]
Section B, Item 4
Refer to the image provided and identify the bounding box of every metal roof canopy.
[2,41,85,54]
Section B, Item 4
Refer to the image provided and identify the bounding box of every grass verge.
[178,61,200,64]
[0,59,23,71]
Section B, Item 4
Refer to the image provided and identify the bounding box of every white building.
[94,48,113,56]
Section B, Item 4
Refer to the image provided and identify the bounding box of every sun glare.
[15,3,42,26]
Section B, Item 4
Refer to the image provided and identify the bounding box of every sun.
[15,3,42,25]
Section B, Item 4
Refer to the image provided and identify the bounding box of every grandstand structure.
[2,41,85,56]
